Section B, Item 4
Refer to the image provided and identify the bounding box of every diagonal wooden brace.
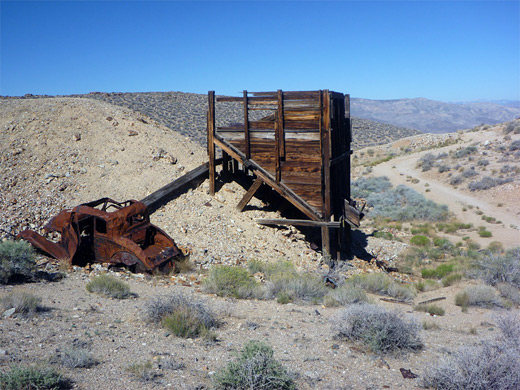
[236,178,264,212]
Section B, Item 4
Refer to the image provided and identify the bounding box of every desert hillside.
[1,97,519,390]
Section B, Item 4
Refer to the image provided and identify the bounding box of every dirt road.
[371,130,520,248]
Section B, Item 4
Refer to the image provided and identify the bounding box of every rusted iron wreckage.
[207,90,363,259]
[17,89,362,272]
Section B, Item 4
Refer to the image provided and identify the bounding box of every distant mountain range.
[351,97,520,133]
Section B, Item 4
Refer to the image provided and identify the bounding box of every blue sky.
[1,1,518,101]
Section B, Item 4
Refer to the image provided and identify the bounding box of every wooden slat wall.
[212,90,350,222]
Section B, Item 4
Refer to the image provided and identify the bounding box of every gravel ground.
[1,97,517,390]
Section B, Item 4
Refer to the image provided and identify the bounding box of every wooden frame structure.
[207,90,361,258]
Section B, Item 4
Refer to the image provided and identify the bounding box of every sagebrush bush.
[421,264,455,279]
[142,292,218,339]
[442,273,463,287]
[0,240,36,284]
[203,265,260,299]
[213,340,295,390]
[1,290,42,317]
[454,146,477,158]
[414,304,445,316]
[455,285,501,308]
[264,272,327,302]
[468,176,513,191]
[86,274,132,299]
[347,273,415,301]
[351,176,392,198]
[61,347,96,368]
[127,361,157,382]
[0,365,67,390]
[367,185,449,221]
[473,247,520,288]
[331,303,422,353]
[422,313,520,389]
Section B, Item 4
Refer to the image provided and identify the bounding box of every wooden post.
[243,90,250,160]
[275,89,284,183]
[222,151,229,174]
[321,90,332,258]
[208,91,216,195]
[236,178,263,211]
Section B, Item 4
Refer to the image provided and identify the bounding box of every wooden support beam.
[255,218,340,228]
[243,90,250,159]
[236,178,264,212]
[207,91,216,195]
[222,151,230,173]
[141,160,221,214]
[321,225,331,258]
[274,89,283,183]
[321,90,332,221]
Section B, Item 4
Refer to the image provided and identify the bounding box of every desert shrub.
[410,235,430,247]
[203,265,260,299]
[414,304,445,316]
[142,292,218,338]
[86,274,132,299]
[0,290,42,317]
[504,121,520,134]
[442,273,463,287]
[449,175,464,186]
[346,273,415,301]
[418,153,436,171]
[213,340,295,390]
[331,303,422,353]
[478,229,492,238]
[421,264,455,279]
[414,279,440,292]
[0,240,36,284]
[477,159,489,166]
[351,176,392,198]
[462,167,479,178]
[127,361,158,382]
[0,365,67,390]
[422,313,520,390]
[366,185,449,222]
[323,285,369,307]
[468,176,513,191]
[455,285,501,308]
[510,139,520,151]
[265,272,327,302]
[454,146,477,158]
[432,237,455,250]
[436,221,472,233]
[500,164,517,174]
[60,348,96,368]
[437,164,451,173]
[496,283,520,305]
[473,247,520,288]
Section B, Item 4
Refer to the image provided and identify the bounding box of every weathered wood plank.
[243,90,250,159]
[236,178,263,211]
[208,91,216,195]
[255,219,340,228]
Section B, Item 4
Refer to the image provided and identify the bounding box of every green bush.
[331,303,423,353]
[86,274,132,299]
[0,365,67,390]
[410,235,430,247]
[442,273,463,287]
[203,265,260,299]
[421,264,455,279]
[478,229,493,238]
[0,240,36,284]
[0,290,43,317]
[214,340,295,390]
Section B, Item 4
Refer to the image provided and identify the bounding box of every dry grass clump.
[86,274,133,299]
[422,313,520,389]
[414,303,445,316]
[127,361,158,382]
[0,240,36,284]
[142,292,218,339]
[1,290,43,317]
[60,347,97,369]
[213,340,295,390]
[455,285,502,309]
[323,285,370,307]
[331,303,423,354]
[346,273,415,301]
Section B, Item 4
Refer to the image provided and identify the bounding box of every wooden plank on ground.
[255,218,340,228]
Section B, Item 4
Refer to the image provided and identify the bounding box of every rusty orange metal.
[17,198,182,273]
